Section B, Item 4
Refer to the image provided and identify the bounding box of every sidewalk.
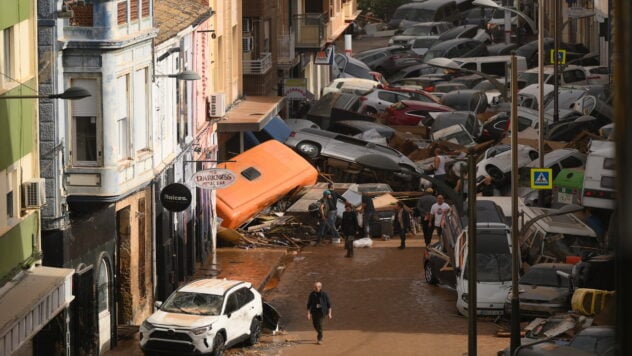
[104,247,288,355]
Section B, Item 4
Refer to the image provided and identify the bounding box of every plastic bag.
[353,237,373,248]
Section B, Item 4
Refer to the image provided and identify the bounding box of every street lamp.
[0,86,91,100]
[472,0,538,36]
[154,70,201,81]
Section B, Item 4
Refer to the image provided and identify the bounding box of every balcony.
[243,52,273,75]
[278,32,299,69]
[294,13,330,49]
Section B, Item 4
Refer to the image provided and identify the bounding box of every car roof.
[522,206,597,237]
[179,279,247,295]
[428,38,479,50]
[524,65,584,74]
[408,21,452,28]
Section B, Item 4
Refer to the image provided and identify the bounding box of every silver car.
[285,128,422,175]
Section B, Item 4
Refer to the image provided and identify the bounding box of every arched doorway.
[97,258,112,353]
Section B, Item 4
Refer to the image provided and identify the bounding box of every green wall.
[0,0,33,30]
[0,213,37,279]
[0,80,37,171]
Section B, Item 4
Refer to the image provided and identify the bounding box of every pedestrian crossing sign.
[530,168,553,189]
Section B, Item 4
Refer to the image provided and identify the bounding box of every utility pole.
[553,0,560,123]
[509,53,521,355]
[467,149,477,356]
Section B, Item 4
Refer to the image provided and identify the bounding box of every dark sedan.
[422,38,489,62]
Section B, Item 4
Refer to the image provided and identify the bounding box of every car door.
[223,291,243,343]
[235,288,256,336]
[376,91,400,111]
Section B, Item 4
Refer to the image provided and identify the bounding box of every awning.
[0,266,75,355]
[217,96,285,132]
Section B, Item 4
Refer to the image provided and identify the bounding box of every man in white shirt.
[429,194,450,240]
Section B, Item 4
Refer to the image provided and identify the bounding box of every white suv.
[140,279,263,356]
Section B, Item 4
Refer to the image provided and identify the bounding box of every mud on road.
[235,237,510,356]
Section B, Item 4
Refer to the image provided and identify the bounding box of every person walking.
[432,147,447,182]
[316,191,340,244]
[306,282,332,344]
[340,202,358,257]
[430,194,450,239]
[393,201,412,249]
[416,188,437,246]
[327,183,347,243]
[358,194,375,238]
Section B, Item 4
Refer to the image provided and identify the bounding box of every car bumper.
[457,299,505,316]
[504,302,569,318]
[140,327,214,355]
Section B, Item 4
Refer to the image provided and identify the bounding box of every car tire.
[246,317,262,346]
[211,333,225,356]
[425,262,438,285]
[296,141,320,159]
[486,165,505,183]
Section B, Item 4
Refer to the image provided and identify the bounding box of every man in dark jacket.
[393,201,412,249]
[306,282,332,344]
[416,188,436,246]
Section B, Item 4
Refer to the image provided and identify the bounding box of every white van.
[582,140,615,210]
[451,55,527,79]
[451,200,513,316]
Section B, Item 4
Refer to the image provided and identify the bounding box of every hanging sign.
[160,183,192,212]
[191,168,237,189]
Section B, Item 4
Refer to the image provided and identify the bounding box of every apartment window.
[141,0,150,17]
[133,68,149,152]
[117,1,128,25]
[71,78,101,166]
[130,0,139,21]
[0,26,14,90]
[5,191,13,219]
[117,74,131,159]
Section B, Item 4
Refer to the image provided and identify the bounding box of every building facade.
[1,1,74,355]
[37,0,157,353]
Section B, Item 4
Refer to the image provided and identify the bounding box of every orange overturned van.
[216,140,318,229]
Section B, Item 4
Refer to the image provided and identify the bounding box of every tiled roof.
[154,0,212,44]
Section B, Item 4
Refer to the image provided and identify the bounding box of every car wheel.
[424,262,438,285]
[246,317,262,346]
[528,151,539,161]
[296,141,320,159]
[365,107,378,116]
[211,333,225,356]
[486,165,505,183]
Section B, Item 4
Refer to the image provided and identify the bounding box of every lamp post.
[509,53,521,355]
[473,0,538,36]
[154,70,201,81]
[0,86,91,100]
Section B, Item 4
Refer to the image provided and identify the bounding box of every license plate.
[478,309,504,316]
[557,192,574,205]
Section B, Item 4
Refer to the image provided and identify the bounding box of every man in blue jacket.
[306,281,333,344]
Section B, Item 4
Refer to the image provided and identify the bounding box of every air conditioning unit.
[207,93,226,118]
[242,36,253,52]
[242,18,252,33]
[21,179,45,209]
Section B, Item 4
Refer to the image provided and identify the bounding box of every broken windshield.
[161,291,224,316]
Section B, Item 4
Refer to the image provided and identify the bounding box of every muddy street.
[254,237,510,356]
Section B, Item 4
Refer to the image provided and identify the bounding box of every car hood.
[519,285,568,303]
[147,310,222,328]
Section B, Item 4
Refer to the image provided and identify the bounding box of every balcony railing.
[293,13,330,48]
[243,52,272,75]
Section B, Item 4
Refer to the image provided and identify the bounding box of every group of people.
[316,181,452,254]
[316,183,375,258]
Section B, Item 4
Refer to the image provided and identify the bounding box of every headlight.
[141,320,155,330]
[461,293,469,303]
[192,326,209,335]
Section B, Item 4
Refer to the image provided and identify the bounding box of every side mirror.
[154,301,163,309]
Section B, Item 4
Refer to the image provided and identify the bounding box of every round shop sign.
[191,168,237,190]
[160,183,192,212]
